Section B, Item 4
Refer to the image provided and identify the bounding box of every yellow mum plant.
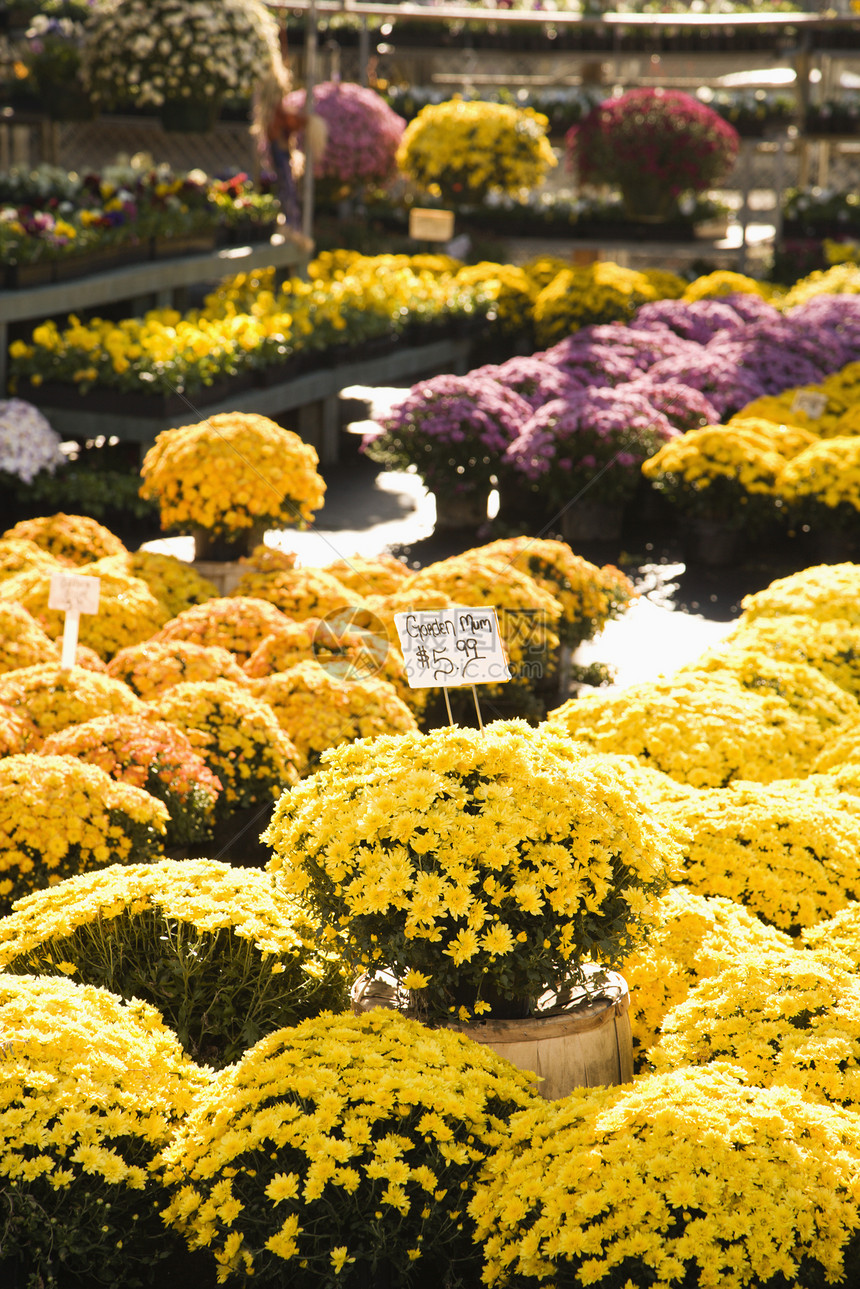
[139,412,326,553]
[107,639,251,701]
[0,662,142,742]
[252,660,418,776]
[232,565,359,622]
[683,269,774,302]
[264,721,677,1022]
[323,553,411,599]
[651,946,860,1108]
[640,420,787,529]
[780,261,860,308]
[546,672,823,788]
[475,537,635,649]
[655,779,860,931]
[533,262,666,348]
[147,679,299,817]
[0,565,170,660]
[470,1064,860,1289]
[620,887,793,1067]
[396,98,557,204]
[0,534,64,580]
[0,974,210,1287]
[40,714,222,848]
[776,435,860,529]
[0,753,167,910]
[150,595,294,665]
[0,701,39,756]
[804,900,860,964]
[0,601,58,674]
[738,561,860,626]
[2,512,126,564]
[725,613,860,700]
[0,859,348,1068]
[678,644,860,733]
[91,549,218,618]
[161,1009,537,1286]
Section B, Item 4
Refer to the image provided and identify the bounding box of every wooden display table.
[26,335,477,466]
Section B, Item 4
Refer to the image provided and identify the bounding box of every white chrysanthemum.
[0,400,65,483]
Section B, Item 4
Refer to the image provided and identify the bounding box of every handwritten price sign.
[394,607,510,689]
[48,572,101,669]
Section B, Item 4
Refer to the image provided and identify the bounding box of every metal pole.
[302,0,318,242]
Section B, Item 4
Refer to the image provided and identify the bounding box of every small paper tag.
[790,389,828,421]
[394,606,510,688]
[409,207,455,241]
[48,573,100,615]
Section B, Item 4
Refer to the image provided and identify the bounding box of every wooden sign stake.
[471,684,484,731]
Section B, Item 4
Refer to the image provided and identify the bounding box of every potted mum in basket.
[264,721,677,1095]
[139,411,326,562]
[504,384,677,543]
[397,98,557,207]
[361,371,532,529]
[81,0,282,132]
[567,88,739,223]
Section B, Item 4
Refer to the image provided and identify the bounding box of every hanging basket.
[160,96,220,133]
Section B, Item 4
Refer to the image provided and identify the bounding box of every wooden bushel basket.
[351,966,633,1101]
[447,971,633,1100]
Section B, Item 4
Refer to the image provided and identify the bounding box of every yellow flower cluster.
[651,945,860,1108]
[682,269,774,302]
[679,642,860,733]
[0,601,58,674]
[0,701,38,756]
[0,663,142,741]
[40,713,222,848]
[533,262,684,347]
[4,513,126,565]
[476,537,636,649]
[107,639,250,700]
[92,550,218,618]
[780,261,860,308]
[778,435,860,513]
[140,412,326,535]
[0,859,348,1068]
[233,565,359,622]
[738,561,860,626]
[0,753,167,908]
[546,670,823,788]
[0,973,209,1284]
[148,678,299,812]
[470,1064,860,1288]
[161,1009,536,1282]
[251,660,418,775]
[396,98,557,202]
[453,262,537,335]
[654,779,860,931]
[0,565,171,660]
[804,900,860,962]
[737,361,860,440]
[264,721,676,1021]
[621,887,793,1066]
[150,595,293,664]
[321,553,411,599]
[640,419,804,523]
[0,535,64,580]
